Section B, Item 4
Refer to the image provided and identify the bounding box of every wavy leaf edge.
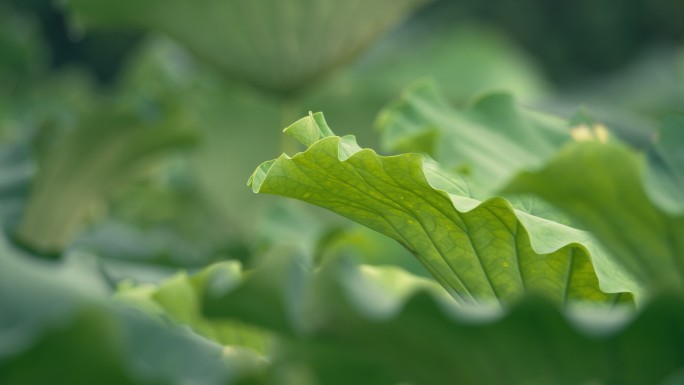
[248,112,637,307]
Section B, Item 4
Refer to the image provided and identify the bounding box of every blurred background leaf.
[66,0,430,94]
[0,236,264,385]
[644,114,684,215]
[507,139,684,297]
[204,251,684,385]
[114,260,270,353]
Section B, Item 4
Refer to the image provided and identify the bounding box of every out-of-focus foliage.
[376,81,568,194]
[203,252,684,385]
[114,261,270,352]
[0,237,263,385]
[423,0,684,83]
[15,100,197,254]
[644,114,684,214]
[1,0,684,384]
[66,0,429,94]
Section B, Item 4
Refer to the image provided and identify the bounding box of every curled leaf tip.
[283,111,334,147]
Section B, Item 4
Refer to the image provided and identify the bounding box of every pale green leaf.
[645,113,684,214]
[115,261,270,353]
[66,0,428,93]
[248,113,633,306]
[0,237,264,385]
[376,81,569,197]
[301,23,550,147]
[14,107,197,255]
[507,141,684,295]
[347,23,549,102]
[315,223,431,278]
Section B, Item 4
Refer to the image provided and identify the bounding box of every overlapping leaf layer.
[249,113,634,306]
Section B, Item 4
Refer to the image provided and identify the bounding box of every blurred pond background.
[0,1,683,382]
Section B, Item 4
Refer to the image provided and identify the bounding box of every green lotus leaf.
[115,261,270,353]
[376,80,570,197]
[645,113,684,215]
[0,237,264,385]
[66,0,428,94]
[204,253,683,385]
[507,140,684,296]
[248,113,635,306]
[14,106,197,255]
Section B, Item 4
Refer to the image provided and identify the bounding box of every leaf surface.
[249,113,634,305]
[115,261,270,353]
[15,106,197,254]
[507,140,684,295]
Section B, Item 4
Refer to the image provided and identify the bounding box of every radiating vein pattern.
[249,113,632,307]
